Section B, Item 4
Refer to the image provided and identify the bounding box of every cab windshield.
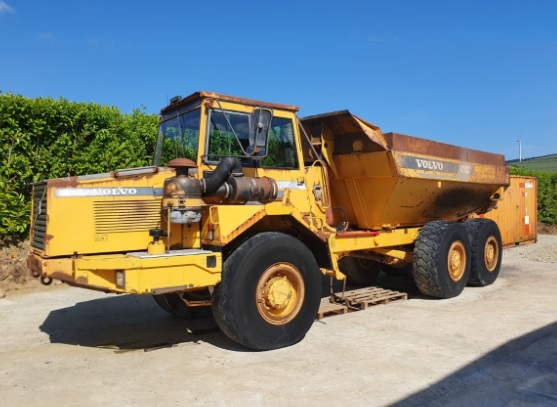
[153,108,200,166]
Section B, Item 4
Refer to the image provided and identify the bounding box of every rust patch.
[386,132,507,167]
[47,177,80,188]
[161,91,299,115]
[301,213,312,226]
[44,233,54,244]
[300,110,387,154]
[26,255,41,276]
[167,157,197,169]
[75,276,89,285]
[315,230,329,242]
[300,212,331,242]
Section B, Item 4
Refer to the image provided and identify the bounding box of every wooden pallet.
[317,300,348,320]
[341,287,408,310]
[317,286,408,319]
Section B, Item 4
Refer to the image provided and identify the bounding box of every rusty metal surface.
[225,176,278,204]
[167,158,197,169]
[300,110,388,153]
[161,91,299,115]
[386,132,508,167]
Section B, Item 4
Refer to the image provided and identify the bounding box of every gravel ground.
[0,235,556,406]
[503,234,557,263]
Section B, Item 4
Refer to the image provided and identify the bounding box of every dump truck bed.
[301,111,509,230]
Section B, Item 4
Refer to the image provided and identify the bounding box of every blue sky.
[1,1,556,160]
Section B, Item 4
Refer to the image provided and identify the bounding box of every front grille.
[94,200,161,233]
[31,181,48,249]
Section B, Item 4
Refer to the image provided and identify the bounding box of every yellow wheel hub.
[256,263,305,325]
[484,236,499,272]
[263,276,293,310]
[448,241,466,282]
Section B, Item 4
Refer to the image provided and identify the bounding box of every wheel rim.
[484,236,499,272]
[447,240,466,282]
[256,263,305,325]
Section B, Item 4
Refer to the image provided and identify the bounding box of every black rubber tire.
[338,257,382,285]
[212,232,322,351]
[413,221,471,299]
[463,218,503,286]
[152,290,212,319]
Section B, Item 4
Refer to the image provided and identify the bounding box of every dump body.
[301,111,509,230]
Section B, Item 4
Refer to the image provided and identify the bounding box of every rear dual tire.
[463,218,502,286]
[413,221,471,298]
[413,219,503,298]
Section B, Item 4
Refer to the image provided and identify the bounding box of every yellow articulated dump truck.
[27,91,509,350]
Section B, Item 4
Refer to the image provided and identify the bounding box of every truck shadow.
[39,294,246,352]
[391,321,557,406]
[39,270,470,352]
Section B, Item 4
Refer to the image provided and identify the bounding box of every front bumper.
[27,249,222,294]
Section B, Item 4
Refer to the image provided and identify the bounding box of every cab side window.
[262,117,298,168]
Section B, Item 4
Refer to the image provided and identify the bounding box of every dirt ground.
[1,234,556,406]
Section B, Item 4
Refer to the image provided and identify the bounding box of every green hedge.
[509,166,557,225]
[0,92,159,242]
[2,92,556,242]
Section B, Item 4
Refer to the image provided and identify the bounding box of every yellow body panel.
[39,169,172,257]
[28,250,221,294]
[202,204,266,245]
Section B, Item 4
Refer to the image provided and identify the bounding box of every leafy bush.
[0,92,158,242]
[509,166,557,225]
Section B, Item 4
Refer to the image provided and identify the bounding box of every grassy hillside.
[507,154,557,172]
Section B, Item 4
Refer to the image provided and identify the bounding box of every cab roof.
[160,91,300,115]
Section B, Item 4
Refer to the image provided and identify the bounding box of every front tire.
[413,221,471,298]
[464,218,502,286]
[212,232,322,351]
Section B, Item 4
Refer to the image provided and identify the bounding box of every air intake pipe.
[201,157,244,194]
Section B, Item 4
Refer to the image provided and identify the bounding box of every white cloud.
[0,1,15,15]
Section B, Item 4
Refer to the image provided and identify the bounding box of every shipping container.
[477,175,537,247]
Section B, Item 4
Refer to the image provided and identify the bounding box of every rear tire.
[338,257,381,285]
[152,290,212,319]
[212,232,321,351]
[463,219,502,286]
[413,221,471,298]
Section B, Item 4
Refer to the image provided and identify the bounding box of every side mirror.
[248,108,272,158]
